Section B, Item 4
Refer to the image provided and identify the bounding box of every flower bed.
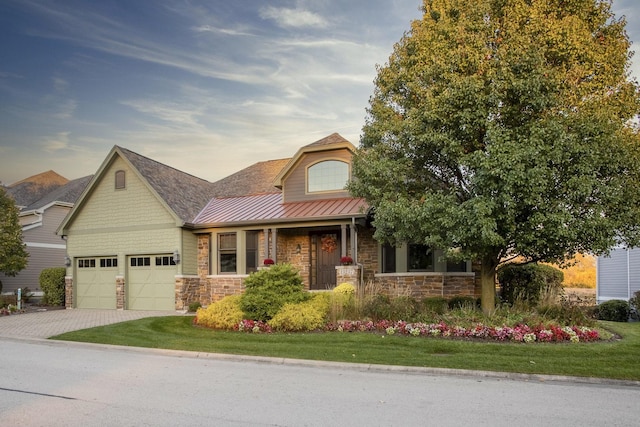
[231,318,599,343]
[324,320,599,343]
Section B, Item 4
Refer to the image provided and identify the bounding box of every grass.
[51,316,640,381]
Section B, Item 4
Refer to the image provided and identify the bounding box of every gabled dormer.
[273,133,355,203]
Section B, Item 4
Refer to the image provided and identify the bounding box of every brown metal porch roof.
[194,193,368,226]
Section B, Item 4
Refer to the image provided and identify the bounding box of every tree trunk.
[480,255,498,315]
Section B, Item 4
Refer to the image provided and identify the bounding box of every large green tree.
[349,0,640,313]
[0,186,29,280]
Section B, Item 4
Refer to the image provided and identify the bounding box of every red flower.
[263,258,274,265]
[340,256,353,265]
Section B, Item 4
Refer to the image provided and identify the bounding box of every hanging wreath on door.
[320,234,338,253]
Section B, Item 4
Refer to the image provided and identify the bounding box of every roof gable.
[118,147,217,223]
[272,133,355,188]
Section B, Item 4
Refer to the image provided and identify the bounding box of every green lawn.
[51,317,640,381]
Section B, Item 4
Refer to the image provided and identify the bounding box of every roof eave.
[191,212,366,230]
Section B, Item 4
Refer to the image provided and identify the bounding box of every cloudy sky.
[1,0,639,185]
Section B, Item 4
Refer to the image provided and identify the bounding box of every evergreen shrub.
[268,293,330,331]
[195,295,243,329]
[240,263,309,321]
[40,267,66,306]
[498,264,564,306]
[597,299,630,322]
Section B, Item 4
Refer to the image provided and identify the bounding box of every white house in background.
[596,247,640,303]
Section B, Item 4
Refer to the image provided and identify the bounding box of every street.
[0,338,638,426]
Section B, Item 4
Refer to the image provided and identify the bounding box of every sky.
[1,0,639,186]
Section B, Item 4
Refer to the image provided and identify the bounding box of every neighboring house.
[58,133,479,311]
[596,247,640,303]
[1,173,92,294]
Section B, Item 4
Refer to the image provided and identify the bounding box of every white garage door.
[76,257,118,309]
[127,255,176,310]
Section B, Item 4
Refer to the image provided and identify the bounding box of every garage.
[127,255,176,310]
[75,257,118,309]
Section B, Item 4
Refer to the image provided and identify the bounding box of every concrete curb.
[4,335,639,388]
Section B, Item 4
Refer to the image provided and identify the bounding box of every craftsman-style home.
[58,133,479,310]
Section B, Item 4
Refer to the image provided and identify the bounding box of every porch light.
[296,244,301,254]
[64,255,71,267]
[172,249,180,264]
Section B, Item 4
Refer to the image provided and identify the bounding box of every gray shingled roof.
[24,175,93,211]
[208,158,290,198]
[117,146,219,224]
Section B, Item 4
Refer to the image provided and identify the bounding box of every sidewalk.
[0,308,178,339]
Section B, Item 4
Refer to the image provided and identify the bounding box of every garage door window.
[100,258,118,268]
[130,257,151,267]
[78,258,96,268]
[156,256,176,266]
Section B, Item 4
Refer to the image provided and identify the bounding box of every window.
[307,160,349,193]
[155,256,176,266]
[115,170,126,189]
[218,233,237,273]
[100,258,118,268]
[245,231,259,274]
[78,258,96,268]
[382,244,396,273]
[116,170,125,190]
[408,244,434,272]
[130,257,151,267]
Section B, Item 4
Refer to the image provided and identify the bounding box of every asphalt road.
[1,337,638,426]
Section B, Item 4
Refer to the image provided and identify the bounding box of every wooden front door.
[311,232,340,290]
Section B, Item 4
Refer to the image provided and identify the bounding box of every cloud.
[259,6,328,29]
[41,131,71,152]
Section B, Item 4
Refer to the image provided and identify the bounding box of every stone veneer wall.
[374,273,477,299]
[65,276,73,309]
[336,265,361,287]
[202,275,247,304]
[355,227,378,283]
[116,275,125,309]
[175,275,200,310]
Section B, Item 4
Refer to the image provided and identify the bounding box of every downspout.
[628,248,631,301]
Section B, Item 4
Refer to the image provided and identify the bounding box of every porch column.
[350,223,356,263]
[341,224,347,257]
[271,228,277,263]
[263,228,269,260]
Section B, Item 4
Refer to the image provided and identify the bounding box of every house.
[596,247,640,303]
[58,133,479,311]
[1,172,91,295]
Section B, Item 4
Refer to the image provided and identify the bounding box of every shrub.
[363,294,392,321]
[448,296,478,310]
[498,263,564,307]
[40,267,66,306]
[537,303,594,326]
[195,295,244,329]
[390,296,420,321]
[422,297,449,315]
[188,301,202,312]
[240,263,309,321]
[268,293,330,331]
[597,300,630,322]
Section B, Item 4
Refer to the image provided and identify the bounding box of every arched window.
[115,170,126,189]
[307,160,349,193]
